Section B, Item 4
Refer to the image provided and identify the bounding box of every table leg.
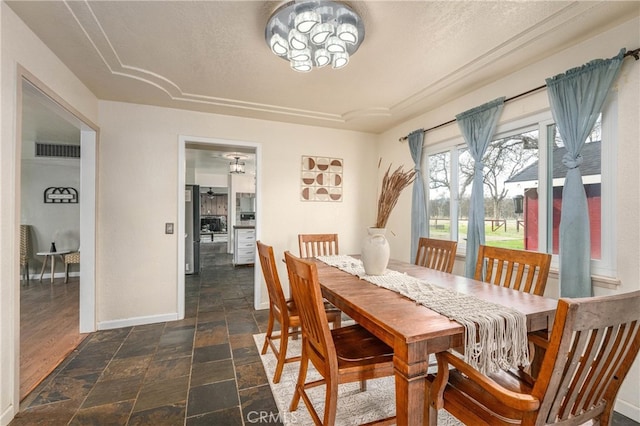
[39,255,49,282]
[393,341,430,425]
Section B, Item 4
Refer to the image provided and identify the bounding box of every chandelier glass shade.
[229,157,246,174]
[265,0,365,72]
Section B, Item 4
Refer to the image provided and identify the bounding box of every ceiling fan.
[206,187,215,198]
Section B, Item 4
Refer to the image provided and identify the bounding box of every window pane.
[548,116,602,259]
[458,147,472,250]
[459,130,539,250]
[428,152,451,239]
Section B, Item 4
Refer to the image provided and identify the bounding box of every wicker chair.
[20,225,32,282]
[63,251,80,283]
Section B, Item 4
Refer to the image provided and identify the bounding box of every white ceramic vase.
[361,227,390,275]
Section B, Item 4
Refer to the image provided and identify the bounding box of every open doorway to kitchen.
[17,71,98,401]
[178,136,261,318]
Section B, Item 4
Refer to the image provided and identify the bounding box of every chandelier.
[229,156,246,174]
[265,0,365,72]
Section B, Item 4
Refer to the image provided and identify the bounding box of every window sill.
[455,253,620,289]
[548,268,621,290]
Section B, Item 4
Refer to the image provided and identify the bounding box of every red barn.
[506,141,601,259]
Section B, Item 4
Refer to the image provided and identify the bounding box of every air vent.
[35,142,80,158]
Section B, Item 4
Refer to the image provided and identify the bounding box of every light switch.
[165,223,174,234]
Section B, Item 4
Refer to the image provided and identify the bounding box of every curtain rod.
[398,47,640,142]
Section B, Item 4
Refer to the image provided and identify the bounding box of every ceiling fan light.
[310,23,335,45]
[229,157,246,174]
[326,36,346,53]
[337,22,358,44]
[288,29,308,50]
[289,48,311,62]
[332,51,349,69]
[270,33,289,56]
[314,49,331,67]
[265,0,364,72]
[294,10,321,33]
[290,59,313,72]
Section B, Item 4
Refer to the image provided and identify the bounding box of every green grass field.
[429,219,525,249]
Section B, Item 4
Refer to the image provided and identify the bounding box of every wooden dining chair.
[284,251,395,426]
[427,290,640,426]
[414,237,457,273]
[256,241,341,383]
[474,245,551,296]
[298,233,339,258]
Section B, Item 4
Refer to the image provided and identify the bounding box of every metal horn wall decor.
[44,187,78,203]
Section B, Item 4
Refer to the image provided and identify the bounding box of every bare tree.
[457,134,538,219]
[428,152,450,191]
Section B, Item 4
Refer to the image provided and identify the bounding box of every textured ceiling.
[10,1,639,136]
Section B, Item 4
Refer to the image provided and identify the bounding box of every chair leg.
[289,350,309,412]
[323,375,339,426]
[273,325,289,383]
[261,309,275,355]
[64,263,70,283]
[292,325,299,340]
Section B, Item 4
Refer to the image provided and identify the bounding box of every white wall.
[376,17,640,421]
[20,158,80,277]
[97,100,378,323]
[1,3,99,424]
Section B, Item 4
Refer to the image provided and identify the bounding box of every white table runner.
[316,255,530,374]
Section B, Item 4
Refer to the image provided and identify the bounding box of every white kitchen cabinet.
[233,226,255,265]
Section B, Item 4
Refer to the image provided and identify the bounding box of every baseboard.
[615,399,640,423]
[97,312,179,330]
[1,403,16,426]
[24,271,77,282]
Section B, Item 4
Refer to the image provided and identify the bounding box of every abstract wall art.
[301,156,343,202]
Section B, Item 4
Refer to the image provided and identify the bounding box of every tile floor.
[11,242,281,425]
[10,242,639,426]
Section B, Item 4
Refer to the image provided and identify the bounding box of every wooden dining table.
[313,257,558,426]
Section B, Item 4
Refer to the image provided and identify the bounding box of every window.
[425,108,615,277]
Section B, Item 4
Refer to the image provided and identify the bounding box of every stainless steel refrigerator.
[185,185,200,274]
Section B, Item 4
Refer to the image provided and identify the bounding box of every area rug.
[253,333,462,425]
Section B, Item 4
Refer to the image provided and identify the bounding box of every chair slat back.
[415,237,457,273]
[298,234,339,258]
[257,241,288,320]
[474,245,551,296]
[284,251,337,373]
[533,291,640,425]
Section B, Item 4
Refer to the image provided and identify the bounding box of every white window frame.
[423,106,617,279]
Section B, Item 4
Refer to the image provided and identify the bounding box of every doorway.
[17,71,98,400]
[178,136,262,317]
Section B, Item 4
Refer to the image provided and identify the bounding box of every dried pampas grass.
[375,162,416,228]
